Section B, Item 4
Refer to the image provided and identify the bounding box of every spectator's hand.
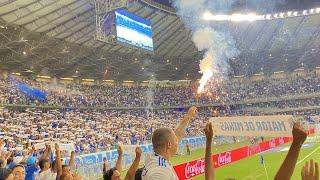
[28,146,34,155]
[103,157,108,166]
[204,122,214,140]
[45,143,51,152]
[73,172,81,180]
[32,145,36,152]
[187,106,198,118]
[117,142,123,155]
[22,149,28,157]
[292,122,307,146]
[55,143,60,151]
[195,93,201,100]
[5,151,12,159]
[135,146,142,158]
[0,151,5,159]
[112,170,121,179]
[301,159,319,180]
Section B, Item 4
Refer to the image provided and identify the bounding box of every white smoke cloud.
[173,0,239,93]
[142,58,155,118]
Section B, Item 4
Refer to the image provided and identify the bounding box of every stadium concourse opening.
[0,0,320,180]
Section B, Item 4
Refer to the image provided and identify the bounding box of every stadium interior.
[0,0,320,180]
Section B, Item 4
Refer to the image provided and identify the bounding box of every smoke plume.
[142,59,155,118]
[173,0,240,93]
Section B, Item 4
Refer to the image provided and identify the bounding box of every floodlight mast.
[94,0,129,44]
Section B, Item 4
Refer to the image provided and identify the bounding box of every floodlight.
[202,11,214,21]
[214,14,229,21]
[309,9,315,14]
[303,10,308,15]
[279,13,285,18]
[265,14,272,19]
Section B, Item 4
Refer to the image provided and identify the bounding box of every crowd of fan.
[238,98,320,113]
[0,74,319,155]
[0,108,207,155]
[0,107,318,180]
[0,75,319,108]
[0,75,319,179]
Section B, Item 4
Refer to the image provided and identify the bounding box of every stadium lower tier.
[0,101,319,155]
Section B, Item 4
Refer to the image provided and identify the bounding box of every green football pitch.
[119,138,320,180]
[169,139,320,180]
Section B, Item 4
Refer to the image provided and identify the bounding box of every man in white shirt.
[142,107,197,180]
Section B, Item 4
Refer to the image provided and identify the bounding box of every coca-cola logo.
[218,152,232,167]
[269,140,276,148]
[278,137,284,145]
[184,160,205,179]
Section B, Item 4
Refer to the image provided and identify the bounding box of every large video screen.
[115,9,154,51]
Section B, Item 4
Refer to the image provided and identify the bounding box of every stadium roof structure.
[0,0,320,80]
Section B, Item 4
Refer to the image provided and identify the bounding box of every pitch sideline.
[297,145,320,165]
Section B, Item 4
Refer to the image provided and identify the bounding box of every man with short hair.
[11,164,25,180]
[141,106,197,180]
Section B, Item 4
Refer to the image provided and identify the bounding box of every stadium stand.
[1,0,320,179]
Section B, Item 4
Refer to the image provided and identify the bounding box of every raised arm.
[55,143,63,178]
[0,151,11,168]
[69,151,75,169]
[115,142,123,172]
[125,146,142,180]
[204,122,215,180]
[0,139,3,155]
[175,106,197,142]
[103,158,108,175]
[20,147,32,164]
[274,123,307,180]
[39,143,51,160]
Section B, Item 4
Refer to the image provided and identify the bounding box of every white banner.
[34,142,75,152]
[210,115,294,137]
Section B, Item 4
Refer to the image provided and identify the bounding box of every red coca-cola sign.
[217,151,232,166]
[184,160,205,179]
[278,137,285,145]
